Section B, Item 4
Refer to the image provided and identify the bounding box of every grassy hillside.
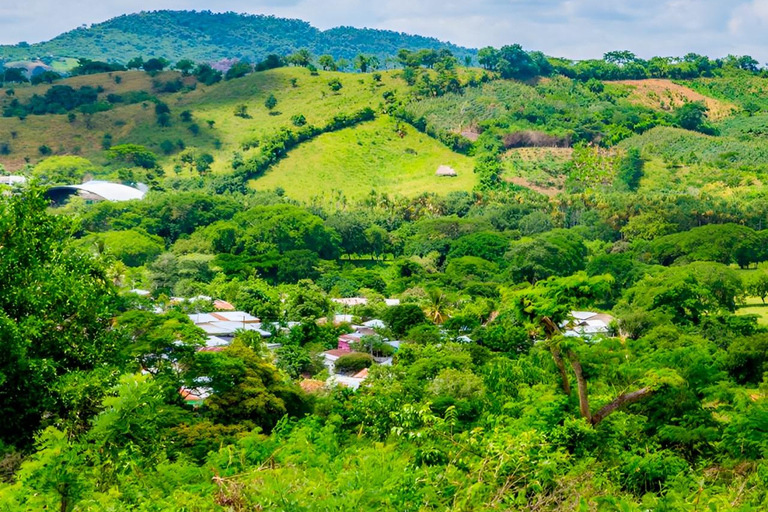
[620,125,768,168]
[253,116,476,202]
[1,60,762,204]
[0,10,475,64]
[0,67,410,173]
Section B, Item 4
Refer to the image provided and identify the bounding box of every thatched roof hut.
[436,165,458,177]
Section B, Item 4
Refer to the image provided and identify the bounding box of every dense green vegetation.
[0,11,475,64]
[2,13,768,511]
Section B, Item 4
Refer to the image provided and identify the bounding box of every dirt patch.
[503,130,570,148]
[505,176,563,197]
[614,79,736,120]
[458,127,480,141]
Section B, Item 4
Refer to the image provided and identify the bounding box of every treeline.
[234,107,376,181]
[478,45,765,81]
[0,10,474,64]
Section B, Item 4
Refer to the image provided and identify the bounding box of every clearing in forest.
[613,79,736,120]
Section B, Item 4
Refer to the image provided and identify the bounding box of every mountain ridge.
[0,10,477,64]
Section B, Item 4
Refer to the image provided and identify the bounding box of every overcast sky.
[1,0,767,61]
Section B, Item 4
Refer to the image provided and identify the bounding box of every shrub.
[328,78,342,92]
[334,353,374,374]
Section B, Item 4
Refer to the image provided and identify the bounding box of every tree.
[193,63,223,85]
[89,229,164,267]
[747,272,768,303]
[32,155,97,185]
[236,278,281,321]
[195,152,214,175]
[264,94,278,111]
[30,71,62,85]
[506,229,587,283]
[616,148,644,191]
[126,56,144,70]
[334,353,375,374]
[365,225,389,260]
[234,104,250,118]
[287,49,312,67]
[10,427,89,511]
[3,67,29,83]
[496,44,539,80]
[107,144,158,169]
[191,341,310,429]
[423,289,452,324]
[114,310,204,379]
[0,187,120,446]
[384,304,427,337]
[674,101,710,132]
[142,57,169,73]
[276,344,316,379]
[355,54,372,73]
[225,61,253,80]
[285,280,332,321]
[477,47,499,70]
[89,373,189,465]
[174,59,195,75]
[327,78,343,91]
[318,54,337,71]
[617,263,743,328]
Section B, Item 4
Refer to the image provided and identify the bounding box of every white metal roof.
[188,313,220,324]
[206,336,229,347]
[363,319,386,329]
[0,175,26,185]
[62,180,145,201]
[571,311,599,321]
[211,311,259,323]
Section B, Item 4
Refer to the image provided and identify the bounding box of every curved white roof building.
[47,180,146,202]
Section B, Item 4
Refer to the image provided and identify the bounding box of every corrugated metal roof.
[59,180,146,201]
[211,311,259,323]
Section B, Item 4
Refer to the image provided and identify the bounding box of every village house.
[561,311,615,338]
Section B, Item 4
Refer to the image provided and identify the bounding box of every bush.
[385,304,427,338]
[334,352,374,374]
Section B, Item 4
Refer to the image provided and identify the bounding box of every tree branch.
[566,349,591,423]
[550,345,571,396]
[590,387,653,426]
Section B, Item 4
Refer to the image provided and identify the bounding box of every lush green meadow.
[253,116,476,203]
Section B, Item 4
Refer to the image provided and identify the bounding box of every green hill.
[254,116,476,202]
[0,10,475,64]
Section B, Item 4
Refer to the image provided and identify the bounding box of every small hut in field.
[436,165,458,177]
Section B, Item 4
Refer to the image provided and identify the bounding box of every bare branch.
[591,387,653,426]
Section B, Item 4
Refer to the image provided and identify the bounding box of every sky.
[1,0,767,61]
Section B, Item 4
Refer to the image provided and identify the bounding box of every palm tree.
[423,289,451,324]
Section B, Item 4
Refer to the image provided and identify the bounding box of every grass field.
[737,297,768,326]
[252,116,476,203]
[0,67,408,173]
